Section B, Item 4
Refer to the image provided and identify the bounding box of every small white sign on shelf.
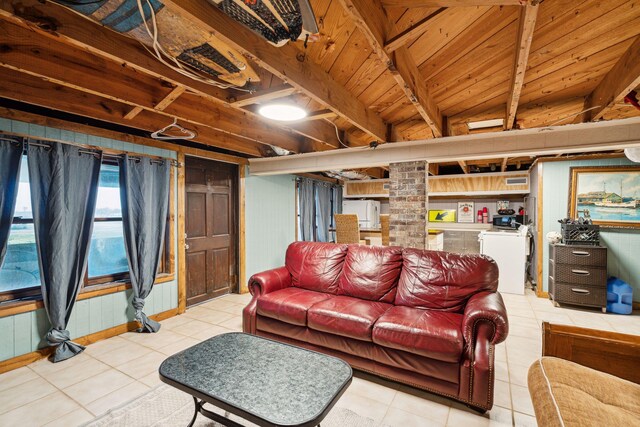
[458,202,475,223]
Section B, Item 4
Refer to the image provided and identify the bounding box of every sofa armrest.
[462,291,509,350]
[248,266,292,297]
[542,322,640,384]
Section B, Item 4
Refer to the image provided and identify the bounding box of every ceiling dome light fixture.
[258,103,307,121]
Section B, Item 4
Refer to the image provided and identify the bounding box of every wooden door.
[185,157,238,306]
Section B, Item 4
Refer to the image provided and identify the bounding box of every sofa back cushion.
[285,242,348,294]
[338,245,403,302]
[395,249,499,312]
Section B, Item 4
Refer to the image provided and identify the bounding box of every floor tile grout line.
[16,368,88,422]
[0,376,60,417]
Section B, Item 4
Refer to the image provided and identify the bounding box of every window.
[0,155,39,301]
[296,179,340,242]
[87,162,129,281]
[0,156,172,302]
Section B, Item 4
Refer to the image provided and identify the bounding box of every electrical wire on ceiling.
[329,120,382,149]
[329,120,350,148]
[135,0,254,93]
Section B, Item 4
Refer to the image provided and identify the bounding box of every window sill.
[0,274,175,318]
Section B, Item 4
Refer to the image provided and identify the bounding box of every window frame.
[0,155,175,304]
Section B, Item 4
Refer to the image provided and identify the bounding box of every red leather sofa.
[242,242,508,411]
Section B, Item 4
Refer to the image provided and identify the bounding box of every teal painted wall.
[541,157,640,296]
[244,170,296,282]
[0,118,179,362]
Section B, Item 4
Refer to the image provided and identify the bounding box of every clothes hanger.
[150,118,197,140]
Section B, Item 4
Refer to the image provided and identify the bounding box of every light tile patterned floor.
[1,290,639,426]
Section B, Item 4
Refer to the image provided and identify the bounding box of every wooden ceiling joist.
[124,106,144,121]
[505,3,539,130]
[0,0,342,150]
[501,157,509,172]
[229,85,297,108]
[0,68,267,156]
[0,20,310,153]
[583,35,640,122]
[384,8,447,54]
[153,86,187,111]
[303,110,338,121]
[339,0,443,137]
[161,0,388,142]
[458,160,469,174]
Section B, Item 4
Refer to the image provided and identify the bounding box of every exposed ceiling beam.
[428,162,439,176]
[584,35,640,122]
[505,3,539,130]
[0,106,249,165]
[0,1,342,149]
[501,157,509,172]
[339,0,443,137]
[229,85,297,107]
[384,8,446,54]
[380,0,530,7]
[0,20,310,153]
[162,0,388,141]
[304,110,339,121]
[153,86,187,111]
[124,106,144,121]
[248,117,640,175]
[458,160,469,174]
[0,68,267,156]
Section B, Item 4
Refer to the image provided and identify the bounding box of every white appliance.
[342,200,380,228]
[478,226,528,295]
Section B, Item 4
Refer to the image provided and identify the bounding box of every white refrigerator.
[342,200,380,228]
[479,228,528,295]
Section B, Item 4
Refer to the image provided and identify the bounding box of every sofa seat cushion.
[256,288,332,327]
[307,296,393,342]
[372,306,464,363]
[528,357,640,427]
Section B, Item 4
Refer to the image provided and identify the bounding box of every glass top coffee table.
[159,332,352,427]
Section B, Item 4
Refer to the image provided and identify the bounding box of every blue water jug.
[607,277,633,315]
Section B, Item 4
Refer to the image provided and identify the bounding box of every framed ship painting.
[568,165,640,229]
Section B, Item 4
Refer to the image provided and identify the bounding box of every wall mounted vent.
[506,176,528,186]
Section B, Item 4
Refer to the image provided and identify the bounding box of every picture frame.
[457,202,475,223]
[568,165,640,229]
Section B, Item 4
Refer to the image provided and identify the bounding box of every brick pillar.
[389,161,427,249]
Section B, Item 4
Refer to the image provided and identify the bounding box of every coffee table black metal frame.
[159,332,352,427]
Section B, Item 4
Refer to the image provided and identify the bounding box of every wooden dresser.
[549,244,608,312]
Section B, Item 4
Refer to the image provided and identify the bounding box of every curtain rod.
[0,137,22,145]
[22,140,180,167]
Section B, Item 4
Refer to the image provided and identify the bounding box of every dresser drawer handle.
[571,269,590,275]
[571,251,590,256]
[571,288,590,295]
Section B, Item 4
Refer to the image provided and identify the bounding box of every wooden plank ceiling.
[0,0,639,175]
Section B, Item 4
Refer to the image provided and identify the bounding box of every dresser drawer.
[554,245,607,267]
[554,283,606,308]
[555,265,606,286]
